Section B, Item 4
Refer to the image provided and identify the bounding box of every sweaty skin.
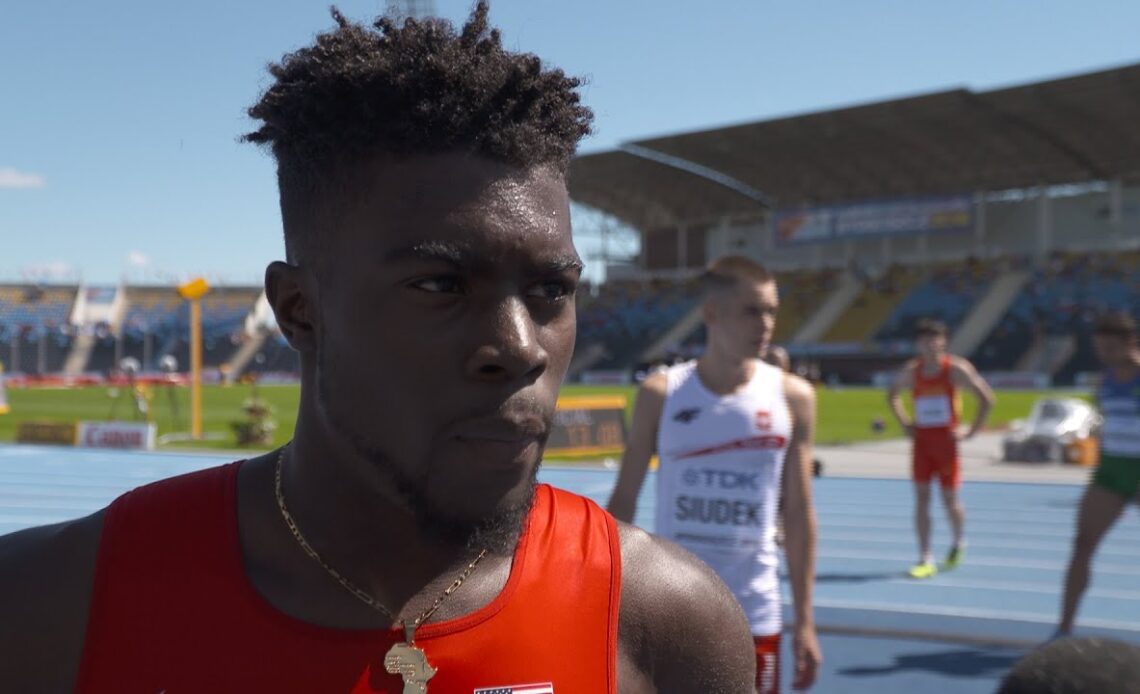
[0,154,755,693]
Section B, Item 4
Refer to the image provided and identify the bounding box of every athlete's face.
[1093,333,1138,370]
[706,280,778,360]
[309,153,579,547]
[916,332,947,360]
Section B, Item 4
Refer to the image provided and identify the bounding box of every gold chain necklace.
[274,448,487,692]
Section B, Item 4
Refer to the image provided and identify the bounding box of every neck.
[697,343,755,395]
[281,398,475,601]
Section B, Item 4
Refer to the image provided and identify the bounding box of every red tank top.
[911,356,959,433]
[76,462,620,693]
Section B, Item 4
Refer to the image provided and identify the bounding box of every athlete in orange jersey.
[888,318,995,579]
[0,6,756,692]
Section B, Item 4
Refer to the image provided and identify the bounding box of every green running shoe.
[943,544,965,571]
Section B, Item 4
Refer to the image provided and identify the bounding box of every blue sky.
[2,0,1138,286]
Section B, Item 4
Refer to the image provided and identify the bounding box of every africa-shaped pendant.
[383,624,437,693]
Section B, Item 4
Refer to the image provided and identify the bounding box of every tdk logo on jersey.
[672,407,702,423]
[682,468,760,490]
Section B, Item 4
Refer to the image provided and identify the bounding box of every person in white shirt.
[608,255,821,693]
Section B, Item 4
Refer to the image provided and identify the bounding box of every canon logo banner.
[76,421,157,450]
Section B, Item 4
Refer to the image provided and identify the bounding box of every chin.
[410,461,541,553]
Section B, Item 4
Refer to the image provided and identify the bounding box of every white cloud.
[0,167,46,189]
[127,251,151,267]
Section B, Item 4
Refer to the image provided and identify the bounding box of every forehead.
[724,278,777,304]
[334,153,573,261]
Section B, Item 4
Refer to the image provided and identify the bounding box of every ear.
[265,261,317,353]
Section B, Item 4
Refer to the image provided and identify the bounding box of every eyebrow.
[384,240,473,266]
[385,241,584,274]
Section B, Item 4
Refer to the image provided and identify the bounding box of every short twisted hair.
[245,3,593,264]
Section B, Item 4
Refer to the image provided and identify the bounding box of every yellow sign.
[177,277,210,300]
[16,421,78,446]
[547,395,628,458]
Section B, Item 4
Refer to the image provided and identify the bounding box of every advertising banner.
[775,194,974,245]
[982,372,1051,390]
[77,421,158,450]
[16,421,78,446]
[547,396,627,457]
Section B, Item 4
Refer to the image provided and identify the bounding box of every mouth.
[449,416,548,467]
[452,416,546,443]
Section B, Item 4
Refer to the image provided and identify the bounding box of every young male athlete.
[0,6,757,692]
[887,318,995,579]
[1057,312,1140,636]
[608,256,822,693]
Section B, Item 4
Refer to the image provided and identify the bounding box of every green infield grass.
[0,381,1086,454]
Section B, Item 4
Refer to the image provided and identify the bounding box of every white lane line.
[815,548,1140,576]
[809,575,1140,601]
[786,596,1140,632]
[816,532,1136,557]
[814,517,1136,540]
[817,510,1140,533]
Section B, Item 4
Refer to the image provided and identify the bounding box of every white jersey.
[655,359,792,635]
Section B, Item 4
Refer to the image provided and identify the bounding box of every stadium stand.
[972,251,1140,380]
[6,68,1140,386]
[576,279,702,370]
[651,268,841,361]
[877,259,998,342]
[119,286,183,370]
[0,285,78,374]
[773,269,841,343]
[246,331,301,374]
[568,63,1140,384]
[92,286,262,373]
[821,266,922,344]
[165,288,262,371]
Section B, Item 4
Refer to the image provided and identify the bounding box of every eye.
[526,280,576,302]
[410,276,464,294]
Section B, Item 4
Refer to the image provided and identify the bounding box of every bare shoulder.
[616,521,755,693]
[890,360,917,388]
[0,511,105,690]
[627,369,669,433]
[782,371,816,408]
[638,368,669,399]
[949,355,978,374]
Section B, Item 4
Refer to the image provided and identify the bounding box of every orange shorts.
[754,633,781,694]
[913,430,960,489]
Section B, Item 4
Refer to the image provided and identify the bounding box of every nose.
[465,295,549,383]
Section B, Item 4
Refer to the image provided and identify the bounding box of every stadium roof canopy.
[570,63,1140,231]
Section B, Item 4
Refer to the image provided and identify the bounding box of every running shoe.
[908,561,938,579]
[943,544,965,570]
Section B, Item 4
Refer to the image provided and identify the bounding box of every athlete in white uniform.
[608,255,820,693]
